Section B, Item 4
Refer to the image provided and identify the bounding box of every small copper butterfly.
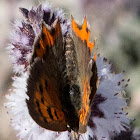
[26,16,98,136]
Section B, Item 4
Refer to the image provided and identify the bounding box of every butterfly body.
[26,17,98,135]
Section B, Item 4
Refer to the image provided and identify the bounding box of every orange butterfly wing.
[26,20,68,131]
[71,17,98,133]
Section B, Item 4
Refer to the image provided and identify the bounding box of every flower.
[8,2,70,74]
[5,2,130,140]
[112,129,140,140]
[88,56,130,139]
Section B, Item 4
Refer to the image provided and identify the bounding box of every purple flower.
[8,2,70,74]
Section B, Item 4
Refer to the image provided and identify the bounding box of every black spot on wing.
[41,97,44,104]
[42,33,45,41]
[86,27,88,33]
[39,84,43,94]
[36,100,47,123]
[47,107,54,120]
[45,80,48,90]
[54,110,59,120]
[36,101,42,115]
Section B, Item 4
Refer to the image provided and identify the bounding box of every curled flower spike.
[5,2,130,140]
[8,2,70,74]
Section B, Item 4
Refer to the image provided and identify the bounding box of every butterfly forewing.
[26,20,68,131]
[71,17,98,133]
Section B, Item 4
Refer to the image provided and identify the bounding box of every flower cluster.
[8,2,70,73]
[5,2,131,140]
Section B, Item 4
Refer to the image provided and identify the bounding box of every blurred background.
[0,0,140,139]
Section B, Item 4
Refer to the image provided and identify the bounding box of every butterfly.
[26,16,98,136]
